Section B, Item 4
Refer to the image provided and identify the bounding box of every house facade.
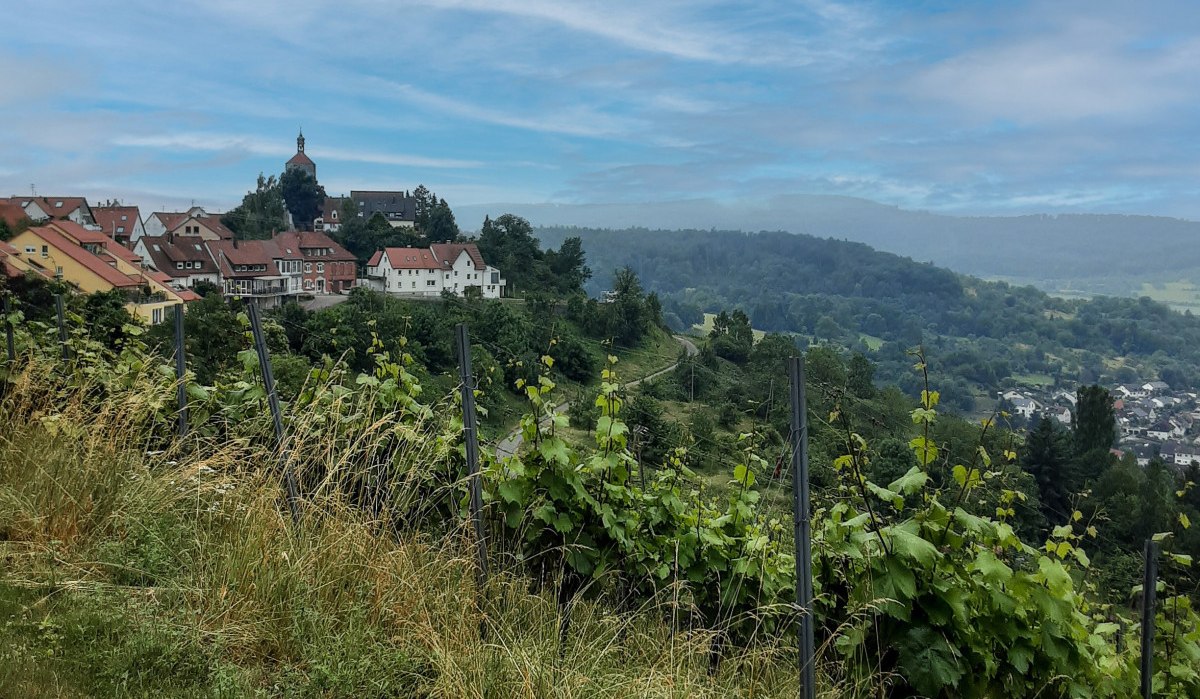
[92,205,146,247]
[11,197,95,226]
[275,231,357,293]
[366,243,505,299]
[135,235,220,289]
[207,239,297,308]
[351,190,416,228]
[144,207,235,243]
[314,197,347,233]
[8,221,186,323]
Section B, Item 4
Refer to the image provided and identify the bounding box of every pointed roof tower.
[286,129,316,179]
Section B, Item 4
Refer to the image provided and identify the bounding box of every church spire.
[297,128,305,153]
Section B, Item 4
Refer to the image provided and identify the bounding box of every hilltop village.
[0,133,507,323]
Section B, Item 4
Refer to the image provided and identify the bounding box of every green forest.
[537,226,1200,411]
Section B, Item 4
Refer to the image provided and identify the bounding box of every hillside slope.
[534,226,1200,407]
[459,197,1200,296]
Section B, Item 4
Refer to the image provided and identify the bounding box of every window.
[23,246,35,254]
[427,279,436,286]
[316,262,324,273]
[491,272,500,284]
[54,201,63,208]
[41,245,48,257]
[117,226,125,233]
[176,262,184,269]
[304,262,312,273]
[152,308,163,324]
[120,215,127,221]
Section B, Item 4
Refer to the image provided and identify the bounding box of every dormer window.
[55,201,63,208]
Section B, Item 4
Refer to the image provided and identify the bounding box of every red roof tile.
[91,206,141,241]
[0,202,29,229]
[379,247,441,270]
[431,242,486,270]
[36,197,89,218]
[23,226,140,288]
[287,152,315,167]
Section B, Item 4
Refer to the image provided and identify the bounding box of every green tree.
[543,236,591,294]
[1072,385,1116,455]
[1021,416,1077,527]
[222,174,287,240]
[424,198,458,243]
[280,168,324,230]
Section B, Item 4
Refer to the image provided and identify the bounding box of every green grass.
[857,334,884,351]
[0,356,829,699]
[1137,280,1200,311]
[1011,373,1054,387]
[692,313,766,341]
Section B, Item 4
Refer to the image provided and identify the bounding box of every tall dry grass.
[0,354,859,697]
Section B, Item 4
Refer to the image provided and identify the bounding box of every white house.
[1049,406,1072,426]
[135,236,220,289]
[365,243,505,299]
[91,205,146,247]
[1010,396,1041,419]
[144,207,234,243]
[13,196,94,226]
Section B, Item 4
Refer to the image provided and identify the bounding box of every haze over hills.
[458,196,1200,302]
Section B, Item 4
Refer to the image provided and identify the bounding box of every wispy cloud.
[381,82,641,138]
[910,18,1200,122]
[112,133,483,169]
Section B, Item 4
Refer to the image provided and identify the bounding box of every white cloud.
[112,132,482,169]
[910,20,1200,122]
[382,82,641,138]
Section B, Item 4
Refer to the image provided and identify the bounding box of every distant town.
[1002,379,1200,471]
[0,132,507,325]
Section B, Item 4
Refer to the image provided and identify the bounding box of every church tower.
[285,129,316,179]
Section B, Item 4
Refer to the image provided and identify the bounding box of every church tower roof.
[286,129,316,173]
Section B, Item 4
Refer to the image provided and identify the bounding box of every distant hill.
[523,225,1200,411]
[457,196,1200,298]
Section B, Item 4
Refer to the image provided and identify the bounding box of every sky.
[4,0,1200,222]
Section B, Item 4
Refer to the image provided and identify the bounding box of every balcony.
[223,275,290,297]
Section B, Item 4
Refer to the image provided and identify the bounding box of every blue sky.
[4,0,1200,222]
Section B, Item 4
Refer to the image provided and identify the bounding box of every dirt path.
[494,335,699,459]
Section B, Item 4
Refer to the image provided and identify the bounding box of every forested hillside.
[461,196,1200,296]
[536,226,1200,410]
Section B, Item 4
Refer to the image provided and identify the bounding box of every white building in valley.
[365,242,505,299]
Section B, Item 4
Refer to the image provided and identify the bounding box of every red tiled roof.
[23,226,140,288]
[177,289,201,302]
[151,212,235,240]
[36,197,89,218]
[379,247,441,270]
[91,206,140,240]
[46,221,145,267]
[287,152,315,167]
[0,202,29,229]
[367,250,382,267]
[142,237,215,276]
[151,212,189,231]
[431,242,486,270]
[275,230,357,262]
[207,239,282,278]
